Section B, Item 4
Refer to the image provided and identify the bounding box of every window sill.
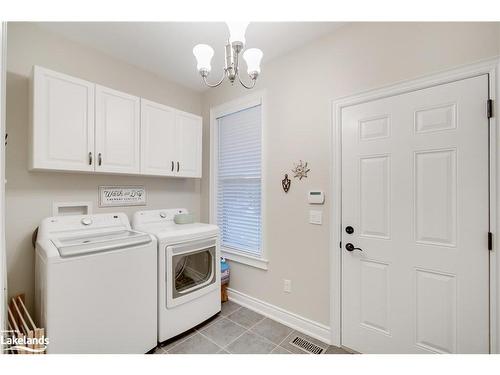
[221,247,269,270]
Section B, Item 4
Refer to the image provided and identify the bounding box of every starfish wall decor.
[291,160,310,180]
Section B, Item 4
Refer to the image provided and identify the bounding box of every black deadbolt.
[345,226,354,234]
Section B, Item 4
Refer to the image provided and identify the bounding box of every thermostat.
[308,191,325,204]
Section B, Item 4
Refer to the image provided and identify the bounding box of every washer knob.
[160,212,167,218]
[81,217,92,226]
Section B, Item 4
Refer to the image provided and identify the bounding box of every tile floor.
[153,300,351,354]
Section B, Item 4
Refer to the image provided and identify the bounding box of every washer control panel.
[41,213,129,234]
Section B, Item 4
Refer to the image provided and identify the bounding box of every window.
[212,99,267,269]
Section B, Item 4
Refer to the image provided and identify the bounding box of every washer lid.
[52,230,152,258]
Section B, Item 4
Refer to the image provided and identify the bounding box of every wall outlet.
[284,279,292,293]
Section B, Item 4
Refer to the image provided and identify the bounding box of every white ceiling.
[35,22,345,92]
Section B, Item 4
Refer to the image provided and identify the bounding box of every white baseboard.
[227,288,332,345]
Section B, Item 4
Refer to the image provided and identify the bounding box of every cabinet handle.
[177,161,180,172]
[88,152,92,165]
[171,161,174,172]
[98,153,102,166]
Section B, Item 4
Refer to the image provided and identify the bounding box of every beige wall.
[201,22,500,326]
[5,22,203,311]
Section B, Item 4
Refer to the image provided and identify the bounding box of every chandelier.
[193,22,263,89]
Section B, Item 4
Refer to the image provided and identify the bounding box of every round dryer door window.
[172,246,215,298]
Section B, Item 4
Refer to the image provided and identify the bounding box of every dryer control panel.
[132,208,189,226]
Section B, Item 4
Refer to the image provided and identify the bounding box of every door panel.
[359,155,391,239]
[341,75,489,353]
[140,99,177,176]
[95,85,140,174]
[415,268,457,353]
[175,111,202,177]
[32,66,94,171]
[414,149,457,246]
[360,258,390,335]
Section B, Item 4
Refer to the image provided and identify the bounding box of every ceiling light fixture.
[193,22,263,89]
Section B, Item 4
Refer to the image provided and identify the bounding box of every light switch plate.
[309,210,322,225]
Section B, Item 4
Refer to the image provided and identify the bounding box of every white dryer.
[132,209,220,342]
[35,213,157,353]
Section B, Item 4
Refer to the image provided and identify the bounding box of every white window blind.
[217,104,262,257]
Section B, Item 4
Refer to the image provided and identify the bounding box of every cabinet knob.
[177,161,180,172]
[98,153,102,166]
[171,161,174,172]
[88,152,92,165]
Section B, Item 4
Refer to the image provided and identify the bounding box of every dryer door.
[166,238,218,308]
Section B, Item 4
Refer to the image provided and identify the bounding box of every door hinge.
[488,232,493,251]
[487,99,494,119]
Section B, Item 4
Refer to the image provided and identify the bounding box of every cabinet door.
[175,110,202,178]
[95,85,140,174]
[140,99,177,176]
[31,66,94,171]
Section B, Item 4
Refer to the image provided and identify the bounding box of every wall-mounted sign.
[98,186,146,207]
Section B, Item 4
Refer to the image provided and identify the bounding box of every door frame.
[0,22,6,347]
[330,57,500,353]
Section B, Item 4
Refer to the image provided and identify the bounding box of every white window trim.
[210,90,268,270]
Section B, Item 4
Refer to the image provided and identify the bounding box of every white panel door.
[341,75,490,353]
[31,66,94,171]
[140,99,177,176]
[95,85,140,174]
[175,110,202,178]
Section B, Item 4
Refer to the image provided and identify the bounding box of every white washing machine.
[132,209,220,343]
[35,213,157,353]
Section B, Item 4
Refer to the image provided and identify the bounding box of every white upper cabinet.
[95,85,140,174]
[140,99,177,176]
[175,110,202,178]
[30,66,95,172]
[30,66,202,178]
[141,100,202,178]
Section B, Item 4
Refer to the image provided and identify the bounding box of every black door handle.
[345,243,363,252]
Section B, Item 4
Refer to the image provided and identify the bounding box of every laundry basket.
[221,258,230,302]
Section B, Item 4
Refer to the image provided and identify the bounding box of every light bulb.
[243,48,263,77]
[192,44,214,74]
[226,22,249,46]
